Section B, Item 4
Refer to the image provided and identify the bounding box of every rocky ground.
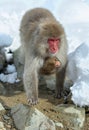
[0,82,89,130]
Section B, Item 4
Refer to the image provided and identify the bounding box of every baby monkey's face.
[40,57,61,75]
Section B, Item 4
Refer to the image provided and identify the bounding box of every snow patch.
[0,33,13,47]
[0,72,17,84]
[6,64,16,74]
[66,43,89,106]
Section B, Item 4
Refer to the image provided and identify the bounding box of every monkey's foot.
[27,98,39,105]
[55,93,63,99]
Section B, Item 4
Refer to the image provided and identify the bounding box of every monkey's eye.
[48,39,55,42]
[56,38,60,42]
[48,38,60,42]
[55,58,57,61]
[48,38,60,45]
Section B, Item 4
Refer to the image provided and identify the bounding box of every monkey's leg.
[23,68,38,105]
[55,67,66,98]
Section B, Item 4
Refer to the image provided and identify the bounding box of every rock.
[11,104,56,130]
[0,52,5,71]
[0,103,5,114]
[55,122,63,128]
[11,104,30,130]
[0,121,6,130]
[5,124,12,129]
[0,82,6,95]
[3,115,10,120]
[54,104,85,130]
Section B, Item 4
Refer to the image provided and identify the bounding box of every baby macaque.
[40,57,61,75]
[20,8,68,105]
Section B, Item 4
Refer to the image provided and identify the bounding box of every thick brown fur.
[20,8,68,105]
[40,57,60,75]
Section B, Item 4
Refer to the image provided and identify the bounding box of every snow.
[0,0,89,106]
[57,0,89,23]
[0,33,13,47]
[71,80,89,107]
[8,34,21,52]
[6,64,16,73]
[66,43,89,82]
[4,48,13,62]
[0,64,19,84]
[66,43,89,106]
[0,72,17,84]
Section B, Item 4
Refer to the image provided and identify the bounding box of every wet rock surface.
[11,104,56,130]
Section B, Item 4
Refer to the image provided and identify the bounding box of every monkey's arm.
[55,57,67,98]
[55,37,68,98]
[55,65,67,98]
[23,57,40,105]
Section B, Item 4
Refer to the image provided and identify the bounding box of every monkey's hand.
[25,87,39,105]
[55,59,61,68]
[27,98,38,105]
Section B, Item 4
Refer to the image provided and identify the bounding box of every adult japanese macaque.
[20,8,68,105]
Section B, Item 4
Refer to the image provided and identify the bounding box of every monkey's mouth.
[49,48,58,54]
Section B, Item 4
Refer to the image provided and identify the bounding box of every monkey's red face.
[48,38,60,54]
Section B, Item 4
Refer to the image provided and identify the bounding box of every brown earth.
[0,82,89,130]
